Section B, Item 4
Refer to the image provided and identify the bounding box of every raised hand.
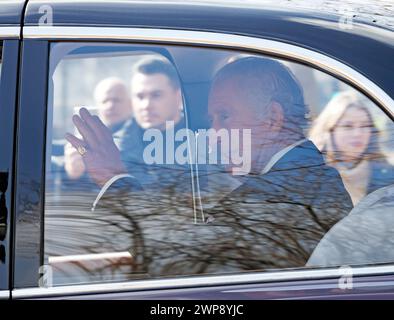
[65,107,127,187]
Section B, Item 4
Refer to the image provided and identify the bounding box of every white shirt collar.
[260,139,308,175]
[207,138,308,202]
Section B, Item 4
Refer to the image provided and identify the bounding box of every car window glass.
[44,43,394,287]
[0,43,5,266]
[45,43,193,285]
[0,45,2,75]
[192,54,394,272]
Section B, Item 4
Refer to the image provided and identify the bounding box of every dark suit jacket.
[91,139,353,277]
[367,160,394,194]
[117,118,191,192]
[201,139,354,271]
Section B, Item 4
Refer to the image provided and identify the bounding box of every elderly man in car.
[66,56,353,274]
[199,57,353,270]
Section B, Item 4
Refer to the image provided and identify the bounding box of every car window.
[44,42,394,287]
[45,43,193,285]
[1,39,20,291]
[0,44,2,75]
[0,42,5,264]
[192,53,394,273]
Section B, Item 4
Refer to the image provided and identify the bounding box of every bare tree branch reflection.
[45,145,353,285]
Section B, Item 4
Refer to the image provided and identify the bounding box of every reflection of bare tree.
[45,165,193,284]
[45,141,353,285]
[15,178,42,259]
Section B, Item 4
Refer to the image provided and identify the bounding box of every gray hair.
[213,56,308,133]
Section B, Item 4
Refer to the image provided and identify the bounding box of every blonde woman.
[309,91,394,205]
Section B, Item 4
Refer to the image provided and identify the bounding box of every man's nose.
[140,98,153,110]
[211,117,221,131]
[101,101,114,110]
[108,101,116,109]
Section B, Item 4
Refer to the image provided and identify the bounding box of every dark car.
[0,0,394,300]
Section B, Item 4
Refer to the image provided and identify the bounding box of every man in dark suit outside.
[115,58,188,191]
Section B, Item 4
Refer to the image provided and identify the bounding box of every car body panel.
[13,40,49,289]
[0,0,393,299]
[0,40,20,295]
[24,0,394,99]
[13,273,394,300]
[0,0,26,26]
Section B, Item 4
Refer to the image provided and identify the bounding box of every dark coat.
[307,183,394,267]
[367,160,394,195]
[306,160,394,268]
[91,139,354,277]
[200,139,354,271]
[117,117,191,192]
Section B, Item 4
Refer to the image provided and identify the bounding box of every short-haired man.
[130,57,183,131]
[66,57,186,191]
[116,58,186,190]
[95,77,133,131]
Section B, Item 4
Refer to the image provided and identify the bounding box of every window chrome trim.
[23,26,394,116]
[15,26,394,298]
[0,26,20,38]
[0,290,10,300]
[12,264,394,298]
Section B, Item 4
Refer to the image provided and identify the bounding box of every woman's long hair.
[309,90,384,168]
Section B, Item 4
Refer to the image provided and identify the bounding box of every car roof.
[0,0,26,25]
[23,0,394,31]
[2,0,394,99]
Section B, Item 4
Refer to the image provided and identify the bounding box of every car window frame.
[12,39,49,291]
[12,26,394,299]
[0,26,21,300]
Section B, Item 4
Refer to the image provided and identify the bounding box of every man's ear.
[268,101,284,133]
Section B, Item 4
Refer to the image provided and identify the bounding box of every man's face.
[131,73,182,130]
[96,83,132,127]
[208,78,272,174]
